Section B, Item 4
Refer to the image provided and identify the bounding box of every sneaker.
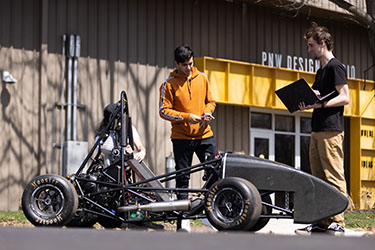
[295,223,327,235]
[327,223,345,236]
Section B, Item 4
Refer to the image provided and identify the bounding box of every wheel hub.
[44,197,52,206]
[225,202,233,212]
[31,184,65,217]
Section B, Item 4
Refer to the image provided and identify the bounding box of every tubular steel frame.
[68,91,294,225]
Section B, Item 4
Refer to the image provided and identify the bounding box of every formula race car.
[21,91,348,232]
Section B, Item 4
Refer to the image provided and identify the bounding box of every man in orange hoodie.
[159,45,218,230]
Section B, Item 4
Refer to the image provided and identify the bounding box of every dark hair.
[95,103,119,137]
[304,22,334,51]
[174,44,194,63]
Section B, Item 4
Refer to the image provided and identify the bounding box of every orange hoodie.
[159,66,216,140]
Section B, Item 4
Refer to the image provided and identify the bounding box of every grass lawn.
[345,210,375,230]
[0,210,28,223]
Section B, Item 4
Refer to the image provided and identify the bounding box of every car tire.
[249,194,272,232]
[22,174,78,227]
[205,177,262,231]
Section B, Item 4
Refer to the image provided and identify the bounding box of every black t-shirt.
[311,58,347,132]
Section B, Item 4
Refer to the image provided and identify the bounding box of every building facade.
[0,0,373,210]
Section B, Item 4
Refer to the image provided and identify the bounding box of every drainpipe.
[54,35,67,174]
[66,34,75,140]
[72,35,80,140]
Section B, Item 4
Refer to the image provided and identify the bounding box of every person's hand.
[202,113,214,123]
[134,150,146,162]
[313,90,321,97]
[125,145,133,154]
[199,113,215,129]
[298,101,321,111]
[189,114,202,124]
[200,113,214,127]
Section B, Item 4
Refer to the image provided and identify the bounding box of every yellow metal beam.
[196,56,374,118]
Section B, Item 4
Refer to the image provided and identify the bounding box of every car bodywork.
[222,153,348,223]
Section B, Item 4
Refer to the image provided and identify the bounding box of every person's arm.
[322,84,349,108]
[133,137,146,162]
[299,84,349,110]
[131,125,146,162]
[159,81,191,122]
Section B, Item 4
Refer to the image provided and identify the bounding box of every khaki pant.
[309,131,347,227]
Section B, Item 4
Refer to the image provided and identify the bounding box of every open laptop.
[275,78,337,113]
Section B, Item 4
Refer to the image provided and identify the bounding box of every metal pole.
[120,91,127,214]
[52,35,66,175]
[121,91,127,183]
[72,35,80,141]
[60,35,67,175]
[66,34,75,141]
[51,103,56,174]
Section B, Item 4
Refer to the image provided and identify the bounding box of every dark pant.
[172,136,218,199]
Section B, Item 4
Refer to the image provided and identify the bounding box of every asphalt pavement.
[1,225,374,250]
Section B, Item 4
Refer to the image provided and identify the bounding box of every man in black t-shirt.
[296,22,350,236]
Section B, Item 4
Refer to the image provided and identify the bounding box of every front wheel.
[21,174,78,227]
[205,177,262,231]
[249,194,272,232]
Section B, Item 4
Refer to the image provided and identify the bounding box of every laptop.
[275,78,337,113]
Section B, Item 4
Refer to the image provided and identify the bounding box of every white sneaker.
[327,223,345,236]
[180,219,191,232]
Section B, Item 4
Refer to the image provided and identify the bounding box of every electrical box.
[62,141,88,176]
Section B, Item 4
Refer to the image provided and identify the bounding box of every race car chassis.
[21,91,348,231]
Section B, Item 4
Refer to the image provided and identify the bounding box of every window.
[254,138,269,159]
[300,136,311,173]
[275,114,295,132]
[300,117,312,173]
[300,117,312,134]
[250,109,311,170]
[275,134,295,167]
[251,112,272,129]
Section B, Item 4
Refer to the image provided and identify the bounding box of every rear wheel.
[22,174,78,227]
[205,177,262,231]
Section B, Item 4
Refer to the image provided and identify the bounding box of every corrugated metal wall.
[0,0,41,210]
[0,0,373,210]
[212,104,250,155]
